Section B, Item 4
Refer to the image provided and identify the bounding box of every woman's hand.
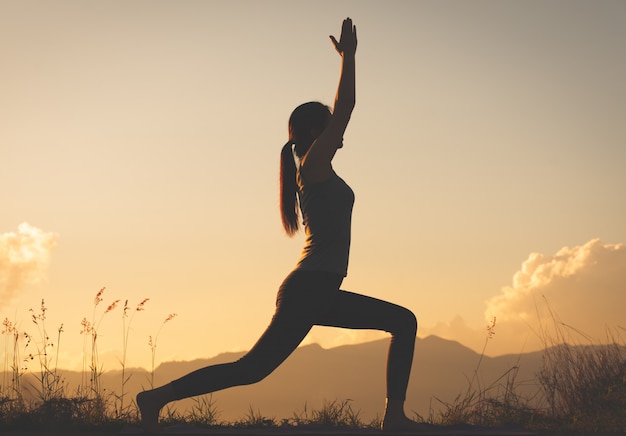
[330,17,357,56]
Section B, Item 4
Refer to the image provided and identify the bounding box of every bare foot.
[137,390,161,433]
[381,414,434,432]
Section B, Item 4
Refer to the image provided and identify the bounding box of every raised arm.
[300,18,357,183]
[329,17,357,126]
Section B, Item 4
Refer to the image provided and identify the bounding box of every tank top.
[294,168,355,276]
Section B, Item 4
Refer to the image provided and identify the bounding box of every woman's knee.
[233,355,279,386]
[239,370,267,386]
[397,306,417,337]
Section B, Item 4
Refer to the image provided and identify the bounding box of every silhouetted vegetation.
[430,316,625,434]
[1,291,624,433]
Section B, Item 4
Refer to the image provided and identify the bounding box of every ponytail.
[280,141,299,236]
[280,101,331,236]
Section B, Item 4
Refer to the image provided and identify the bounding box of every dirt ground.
[0,424,538,436]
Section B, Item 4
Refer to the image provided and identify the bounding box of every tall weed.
[536,303,625,432]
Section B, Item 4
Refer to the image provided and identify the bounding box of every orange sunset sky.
[1,0,625,372]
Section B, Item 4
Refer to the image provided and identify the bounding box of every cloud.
[485,239,626,349]
[0,223,57,308]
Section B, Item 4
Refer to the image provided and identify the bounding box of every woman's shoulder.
[298,155,335,184]
[297,166,336,190]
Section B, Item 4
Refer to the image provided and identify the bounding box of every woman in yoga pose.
[138,18,420,432]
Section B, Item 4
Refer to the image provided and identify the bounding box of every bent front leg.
[316,290,417,400]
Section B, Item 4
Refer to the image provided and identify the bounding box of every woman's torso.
[294,169,355,276]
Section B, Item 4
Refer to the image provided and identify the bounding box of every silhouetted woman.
[138,18,420,432]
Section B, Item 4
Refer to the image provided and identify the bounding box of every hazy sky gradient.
[1,0,625,370]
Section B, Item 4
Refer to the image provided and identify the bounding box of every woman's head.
[288,101,331,158]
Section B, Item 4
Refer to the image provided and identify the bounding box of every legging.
[170,269,417,401]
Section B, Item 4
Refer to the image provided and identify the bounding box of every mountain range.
[11,336,546,422]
